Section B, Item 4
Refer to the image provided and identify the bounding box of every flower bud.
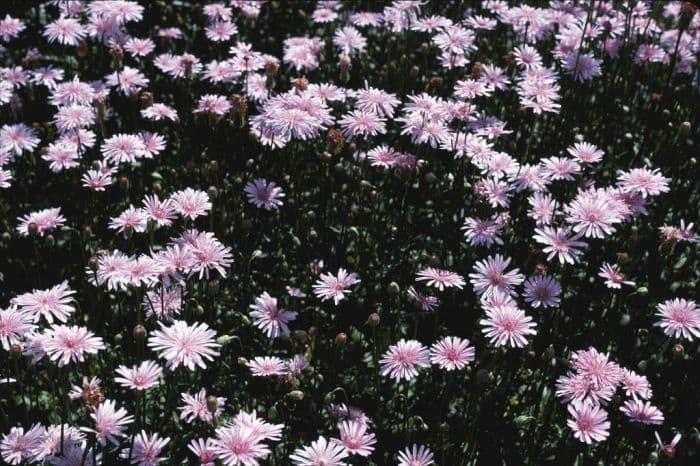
[386,281,400,296]
[679,121,691,137]
[133,324,147,343]
[207,186,218,199]
[237,356,248,366]
[291,76,308,91]
[335,332,348,346]
[206,395,219,413]
[119,175,129,190]
[27,222,38,237]
[139,92,154,108]
[672,343,684,358]
[287,390,304,401]
[45,234,55,247]
[208,279,220,296]
[367,313,380,327]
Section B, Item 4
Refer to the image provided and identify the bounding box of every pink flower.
[170,188,212,220]
[248,356,287,377]
[333,26,366,55]
[616,167,670,198]
[332,420,376,457]
[212,425,270,466]
[415,268,465,291]
[249,292,297,339]
[125,37,156,57]
[109,205,149,235]
[312,268,361,305]
[101,133,146,164]
[0,15,26,42]
[141,103,178,121]
[571,347,624,389]
[480,306,537,348]
[142,194,177,227]
[429,336,475,371]
[397,444,434,466]
[11,281,75,323]
[338,110,387,140]
[469,254,524,297]
[290,436,349,466]
[567,142,604,164]
[1,123,40,156]
[620,400,664,425]
[533,226,587,265]
[655,432,681,458]
[175,230,233,279]
[0,424,43,465]
[180,388,226,424]
[461,216,505,248]
[106,66,150,95]
[654,298,700,340]
[567,400,610,444]
[565,189,622,239]
[621,370,652,400]
[84,399,134,446]
[148,320,220,370]
[44,324,104,366]
[355,83,400,118]
[119,431,170,466]
[43,17,86,46]
[379,339,430,381]
[231,410,283,442]
[598,262,635,288]
[407,286,439,312]
[244,179,286,211]
[115,360,163,391]
[188,438,218,466]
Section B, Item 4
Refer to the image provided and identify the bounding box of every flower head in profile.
[244,178,286,211]
[429,336,475,371]
[119,431,170,466]
[397,444,434,466]
[655,432,681,459]
[407,286,439,312]
[290,436,349,466]
[188,438,218,466]
[16,207,66,237]
[654,298,700,340]
[598,262,635,289]
[415,268,466,291]
[617,167,670,198]
[312,268,360,305]
[148,320,220,370]
[248,356,288,377]
[567,400,610,444]
[0,305,36,350]
[620,400,664,425]
[379,339,430,381]
[84,399,134,446]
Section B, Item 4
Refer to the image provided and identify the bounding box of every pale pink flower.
[244,179,285,210]
[0,15,26,42]
[148,320,220,370]
[567,400,610,444]
[332,420,376,457]
[43,324,104,366]
[533,226,587,265]
[248,356,287,376]
[469,254,524,297]
[654,432,681,458]
[44,17,86,46]
[397,444,434,466]
[480,306,536,348]
[249,292,297,339]
[429,336,475,371]
[0,305,36,350]
[16,207,66,237]
[188,438,218,466]
[11,281,75,323]
[124,37,155,56]
[312,268,361,305]
[115,360,163,391]
[176,230,233,279]
[170,188,212,220]
[654,298,700,340]
[119,431,170,466]
[598,262,635,288]
[141,103,178,121]
[101,133,146,164]
[338,110,387,140]
[212,425,270,466]
[415,268,465,291]
[84,399,134,446]
[522,275,561,308]
[0,123,40,156]
[621,370,652,400]
[290,436,349,466]
[109,205,149,235]
[567,142,604,164]
[617,167,670,198]
[0,425,43,465]
[180,388,225,424]
[407,286,439,312]
[142,194,177,227]
[379,339,430,381]
[620,400,664,425]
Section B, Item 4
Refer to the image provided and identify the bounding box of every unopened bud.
[386,281,400,296]
[27,222,38,237]
[679,121,691,137]
[335,332,347,346]
[133,325,147,342]
[367,313,380,327]
[206,395,219,413]
[672,343,684,358]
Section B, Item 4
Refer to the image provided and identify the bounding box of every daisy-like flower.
[109,205,148,236]
[43,16,86,46]
[567,142,604,164]
[170,188,212,220]
[1,123,40,156]
[415,268,465,291]
[141,103,178,121]
[563,51,602,82]
[101,133,145,165]
[469,254,524,297]
[290,436,349,466]
[616,167,670,198]
[231,410,284,442]
[212,425,270,466]
[571,347,624,388]
[312,268,361,305]
[598,262,635,288]
[522,275,562,308]
[355,83,400,118]
[16,207,67,237]
[119,431,170,466]
[54,104,95,132]
[44,324,104,366]
[333,26,366,55]
[533,226,587,265]
[177,230,233,279]
[461,216,505,248]
[244,179,286,211]
[142,194,177,227]
[115,360,163,391]
[379,339,430,381]
[654,298,700,340]
[11,281,75,323]
[124,37,155,57]
[248,356,288,377]
[106,66,149,95]
[567,400,610,444]
[0,15,26,42]
[480,306,537,348]
[180,388,225,424]
[188,438,218,466]
[338,110,386,140]
[621,370,652,400]
[429,336,475,371]
[205,21,238,42]
[148,320,220,370]
[407,286,439,311]
[0,424,43,466]
[620,400,664,425]
[397,444,434,466]
[333,420,376,457]
[84,399,134,446]
[249,292,297,339]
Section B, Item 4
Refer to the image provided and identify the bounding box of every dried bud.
[679,2,697,30]
[409,65,419,77]
[308,326,318,338]
[650,92,662,104]
[429,77,443,89]
[77,40,89,58]
[534,263,548,276]
[326,128,345,154]
[45,234,55,247]
[209,160,219,173]
[291,76,308,91]
[27,222,38,237]
[230,94,248,125]
[476,368,494,386]
[10,343,22,357]
[471,61,484,78]
[503,51,516,66]
[119,175,129,190]
[264,59,279,79]
[237,356,248,366]
[139,92,154,108]
[110,45,123,68]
